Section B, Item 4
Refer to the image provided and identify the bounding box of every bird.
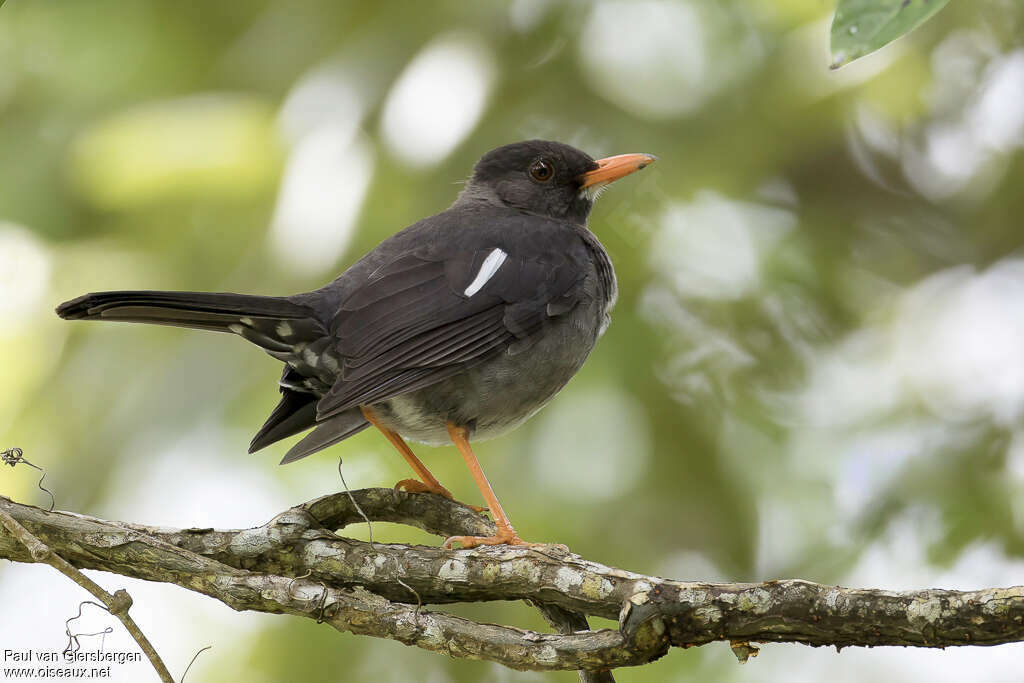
[56,140,655,548]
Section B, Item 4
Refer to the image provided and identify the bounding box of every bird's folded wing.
[315,238,586,419]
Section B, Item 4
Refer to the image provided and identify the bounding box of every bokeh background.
[2,1,1024,681]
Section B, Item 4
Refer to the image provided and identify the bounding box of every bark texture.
[2,490,1023,673]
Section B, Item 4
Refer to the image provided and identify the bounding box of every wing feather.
[313,222,590,420]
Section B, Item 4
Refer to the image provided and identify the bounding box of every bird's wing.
[314,224,589,419]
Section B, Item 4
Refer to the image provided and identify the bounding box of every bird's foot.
[393,479,487,513]
[394,478,453,498]
[443,528,556,550]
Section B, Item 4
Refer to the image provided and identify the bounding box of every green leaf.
[830,0,952,69]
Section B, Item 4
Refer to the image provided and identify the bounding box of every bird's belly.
[371,311,602,445]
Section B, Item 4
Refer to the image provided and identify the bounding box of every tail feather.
[56,290,312,330]
[280,410,370,464]
[57,289,369,462]
[249,389,318,453]
[56,289,326,355]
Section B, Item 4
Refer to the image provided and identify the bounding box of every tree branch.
[2,490,1023,673]
[0,501,174,682]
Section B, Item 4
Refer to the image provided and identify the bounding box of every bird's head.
[460,140,656,224]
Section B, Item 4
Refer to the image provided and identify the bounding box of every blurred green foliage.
[831,0,953,68]
[2,1,1024,681]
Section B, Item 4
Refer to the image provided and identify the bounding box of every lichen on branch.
[2,490,1023,673]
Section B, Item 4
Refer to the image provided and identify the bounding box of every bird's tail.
[55,290,323,352]
[57,289,347,456]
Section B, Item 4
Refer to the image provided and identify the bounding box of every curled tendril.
[338,456,373,548]
[181,645,212,683]
[396,577,424,626]
[2,447,55,512]
[63,600,114,655]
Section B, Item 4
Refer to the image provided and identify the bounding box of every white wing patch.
[463,248,508,297]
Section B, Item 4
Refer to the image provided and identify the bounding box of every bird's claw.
[394,478,454,499]
[442,530,553,550]
[393,479,487,513]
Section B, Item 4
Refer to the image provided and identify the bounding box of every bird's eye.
[529,159,554,182]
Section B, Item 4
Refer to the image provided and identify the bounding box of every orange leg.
[361,406,456,500]
[443,422,538,549]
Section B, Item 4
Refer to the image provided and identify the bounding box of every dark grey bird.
[56,140,655,547]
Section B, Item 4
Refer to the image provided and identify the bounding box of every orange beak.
[578,153,657,189]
